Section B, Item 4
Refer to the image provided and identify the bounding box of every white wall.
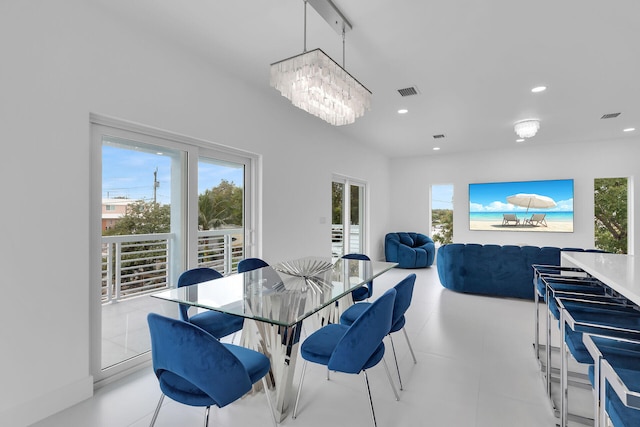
[389,139,639,252]
[3,1,637,424]
[0,1,390,425]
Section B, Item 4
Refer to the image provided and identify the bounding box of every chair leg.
[149,393,165,427]
[382,358,400,401]
[388,334,403,390]
[293,360,308,419]
[203,406,210,427]
[363,370,378,427]
[402,327,417,364]
[261,377,278,427]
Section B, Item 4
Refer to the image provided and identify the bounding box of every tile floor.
[33,266,589,427]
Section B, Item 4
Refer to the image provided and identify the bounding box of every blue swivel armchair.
[177,267,244,340]
[293,288,399,427]
[340,274,417,390]
[342,253,374,302]
[385,232,435,268]
[147,313,276,427]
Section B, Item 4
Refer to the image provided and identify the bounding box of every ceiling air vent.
[601,112,621,119]
[398,86,419,97]
[433,134,446,139]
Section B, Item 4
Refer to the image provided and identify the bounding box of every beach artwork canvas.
[469,179,574,232]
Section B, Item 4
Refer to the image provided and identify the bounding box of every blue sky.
[432,184,454,210]
[102,144,243,204]
[469,179,574,212]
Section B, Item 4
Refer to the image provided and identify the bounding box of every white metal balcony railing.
[102,226,358,304]
[331,224,361,257]
[101,228,243,303]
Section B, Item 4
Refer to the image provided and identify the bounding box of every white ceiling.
[94,0,640,158]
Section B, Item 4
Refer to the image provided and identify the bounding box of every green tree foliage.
[104,200,170,235]
[332,182,343,224]
[198,179,243,230]
[432,209,453,245]
[594,178,627,254]
[331,182,361,225]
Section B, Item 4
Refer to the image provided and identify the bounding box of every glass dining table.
[151,256,397,422]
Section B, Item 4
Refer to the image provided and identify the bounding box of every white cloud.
[555,198,574,211]
[470,200,516,212]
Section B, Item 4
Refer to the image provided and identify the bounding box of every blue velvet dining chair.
[293,288,399,427]
[340,273,417,390]
[147,313,276,427]
[342,253,374,302]
[177,267,244,340]
[238,257,269,273]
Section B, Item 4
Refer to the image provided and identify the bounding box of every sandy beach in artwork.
[470,219,573,232]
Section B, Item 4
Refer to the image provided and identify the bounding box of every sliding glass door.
[91,115,258,384]
[332,175,367,257]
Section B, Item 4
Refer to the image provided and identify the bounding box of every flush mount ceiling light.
[514,119,541,139]
[531,86,547,93]
[270,0,371,126]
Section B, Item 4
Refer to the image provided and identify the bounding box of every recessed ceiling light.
[516,139,525,143]
[531,86,547,93]
[398,109,408,114]
[623,127,636,132]
[433,147,440,151]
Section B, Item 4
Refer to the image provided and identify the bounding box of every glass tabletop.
[151,256,397,327]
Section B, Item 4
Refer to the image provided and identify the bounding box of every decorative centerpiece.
[272,258,334,294]
[272,258,334,278]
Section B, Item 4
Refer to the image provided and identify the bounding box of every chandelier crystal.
[270,49,372,126]
[514,119,541,138]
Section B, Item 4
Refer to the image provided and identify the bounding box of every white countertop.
[561,251,640,305]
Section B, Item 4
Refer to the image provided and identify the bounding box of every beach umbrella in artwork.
[506,193,556,214]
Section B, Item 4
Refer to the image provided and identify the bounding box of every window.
[594,177,629,254]
[90,114,258,384]
[332,175,367,257]
[431,184,453,246]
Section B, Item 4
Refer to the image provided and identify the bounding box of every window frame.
[89,113,261,386]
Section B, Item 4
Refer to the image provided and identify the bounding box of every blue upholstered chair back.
[176,267,223,322]
[391,273,416,332]
[342,253,373,299]
[238,257,269,273]
[147,313,253,408]
[328,288,396,374]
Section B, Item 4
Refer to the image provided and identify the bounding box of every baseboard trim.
[0,375,93,427]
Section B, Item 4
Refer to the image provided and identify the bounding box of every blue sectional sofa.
[385,232,435,268]
[436,243,599,300]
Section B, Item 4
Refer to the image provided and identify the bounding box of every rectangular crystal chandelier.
[270,0,372,126]
[270,49,371,126]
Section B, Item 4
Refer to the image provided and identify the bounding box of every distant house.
[102,198,134,231]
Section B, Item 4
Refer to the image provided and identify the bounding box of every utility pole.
[153,167,159,203]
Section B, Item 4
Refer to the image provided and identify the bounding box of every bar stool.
[532,265,610,397]
[583,334,640,427]
[556,297,640,427]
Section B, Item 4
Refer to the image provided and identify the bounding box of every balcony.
[100,228,243,370]
[101,228,244,303]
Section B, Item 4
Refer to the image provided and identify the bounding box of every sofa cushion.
[398,232,414,247]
